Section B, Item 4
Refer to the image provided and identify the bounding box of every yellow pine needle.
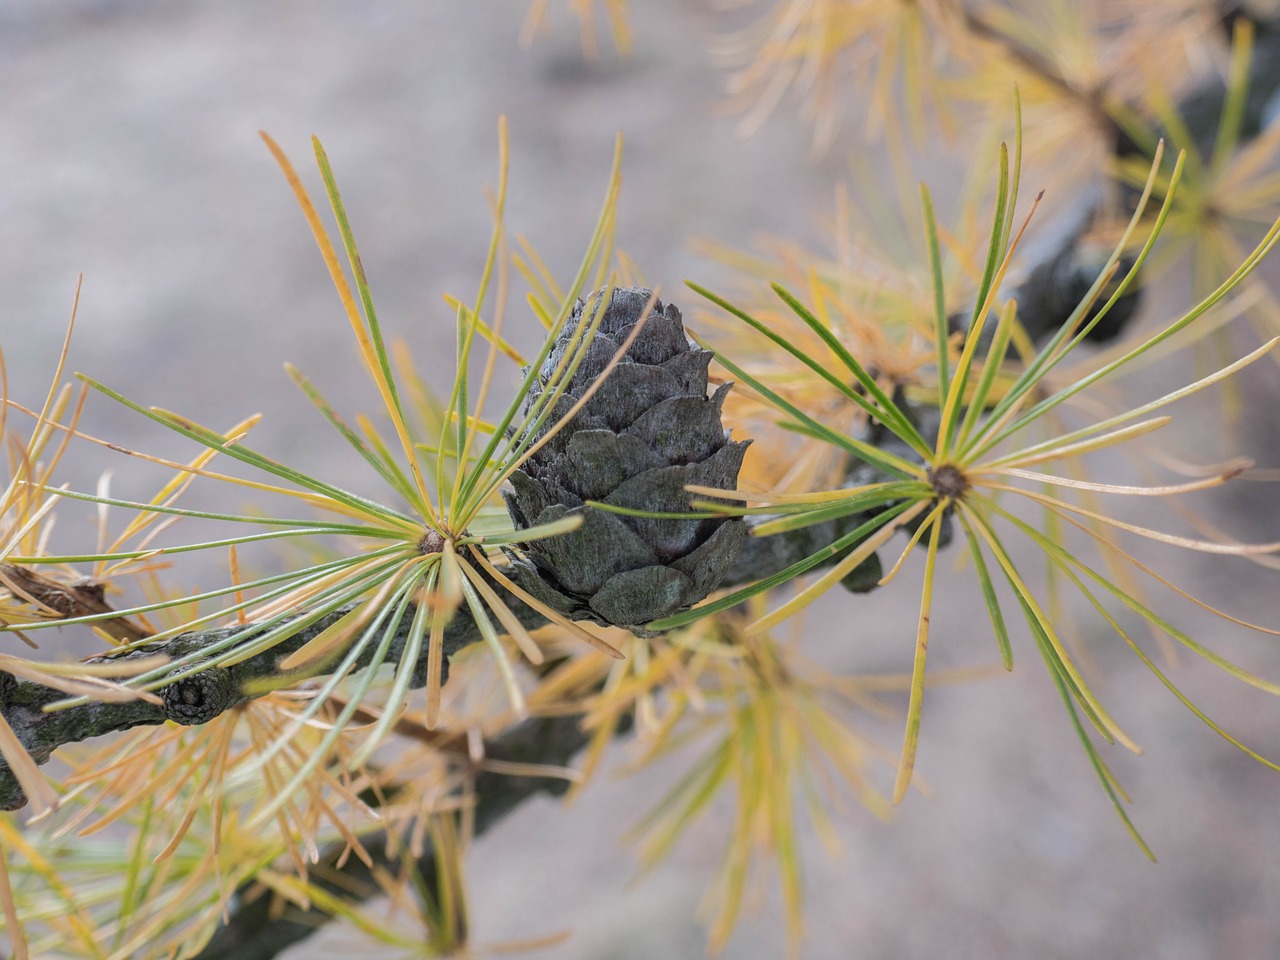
[611,246,649,291]
[277,574,403,672]
[21,388,86,524]
[1000,463,1250,497]
[443,289,529,365]
[260,132,437,526]
[244,707,372,841]
[962,501,1141,753]
[1060,556,1280,772]
[937,190,1045,457]
[156,727,236,862]
[390,337,449,438]
[581,679,651,744]
[0,484,64,562]
[6,407,405,529]
[458,550,543,666]
[457,562,526,723]
[578,643,691,731]
[577,700,644,796]
[22,674,157,705]
[514,232,565,314]
[356,407,422,474]
[103,413,263,558]
[242,550,405,627]
[937,218,995,292]
[954,296,1019,432]
[749,500,930,634]
[626,622,889,958]
[438,536,463,609]
[987,496,1280,703]
[112,862,230,959]
[75,736,211,838]
[521,0,630,59]
[0,847,28,960]
[23,277,81,471]
[0,817,101,953]
[253,871,422,950]
[684,482,885,504]
[424,566,451,730]
[0,711,58,816]
[0,655,165,703]
[413,407,501,452]
[525,645,614,711]
[228,545,248,625]
[448,122,511,517]
[984,336,1280,474]
[60,728,170,796]
[1016,498,1280,640]
[478,758,582,782]
[523,291,561,336]
[469,119,510,327]
[878,500,949,587]
[976,417,1173,472]
[427,813,467,952]
[892,515,944,804]
[241,722,365,848]
[988,482,1280,556]
[468,543,624,659]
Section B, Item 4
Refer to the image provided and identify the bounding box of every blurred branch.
[192,710,597,960]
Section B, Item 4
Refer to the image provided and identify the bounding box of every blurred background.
[2,1,1279,957]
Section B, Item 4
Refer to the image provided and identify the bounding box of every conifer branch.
[0,487,902,810]
[192,710,597,960]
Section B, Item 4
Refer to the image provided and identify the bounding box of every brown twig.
[0,562,152,644]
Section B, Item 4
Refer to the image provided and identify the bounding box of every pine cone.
[504,287,749,628]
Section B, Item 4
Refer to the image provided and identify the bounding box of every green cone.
[504,287,749,628]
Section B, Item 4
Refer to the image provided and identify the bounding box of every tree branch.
[191,709,597,960]
[0,586,545,810]
[0,484,899,811]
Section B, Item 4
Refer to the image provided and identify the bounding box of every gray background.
[2,2,1279,958]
